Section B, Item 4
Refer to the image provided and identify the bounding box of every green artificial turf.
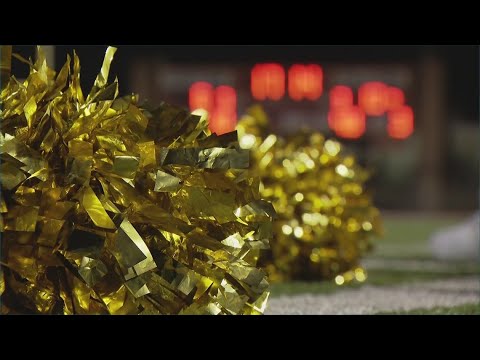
[269,267,479,296]
[370,213,465,259]
[269,213,479,298]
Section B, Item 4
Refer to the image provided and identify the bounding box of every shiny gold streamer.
[237,105,382,283]
[0,47,274,315]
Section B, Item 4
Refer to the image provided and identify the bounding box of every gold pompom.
[238,105,382,283]
[0,47,274,315]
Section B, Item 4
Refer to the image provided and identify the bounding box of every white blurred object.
[430,212,480,261]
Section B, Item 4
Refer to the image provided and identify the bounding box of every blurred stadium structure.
[130,47,478,213]
[11,45,478,213]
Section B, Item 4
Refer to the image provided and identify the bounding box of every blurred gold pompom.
[0,47,274,315]
[238,105,382,283]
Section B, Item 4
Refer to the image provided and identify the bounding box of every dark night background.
[11,45,479,121]
[8,44,479,211]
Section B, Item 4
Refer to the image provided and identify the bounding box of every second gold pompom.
[237,105,382,283]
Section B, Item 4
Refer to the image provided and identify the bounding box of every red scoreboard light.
[189,82,237,135]
[328,106,366,140]
[329,85,353,109]
[209,85,237,135]
[358,81,388,116]
[288,64,323,101]
[386,86,405,110]
[210,110,237,135]
[251,63,285,101]
[215,85,237,112]
[189,81,214,113]
[387,105,414,140]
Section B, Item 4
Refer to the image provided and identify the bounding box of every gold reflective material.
[112,155,140,179]
[78,257,108,287]
[0,162,27,190]
[0,47,273,315]
[161,147,249,169]
[237,105,382,283]
[82,186,116,229]
[154,170,181,192]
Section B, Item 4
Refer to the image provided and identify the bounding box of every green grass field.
[270,212,480,314]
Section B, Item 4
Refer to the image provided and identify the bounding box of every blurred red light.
[209,85,237,135]
[251,65,267,100]
[288,65,304,101]
[305,64,323,100]
[251,63,285,101]
[288,64,323,101]
[387,105,414,140]
[210,110,237,135]
[386,86,405,110]
[328,106,366,139]
[330,85,353,108]
[358,81,388,116]
[189,81,215,113]
[215,85,237,112]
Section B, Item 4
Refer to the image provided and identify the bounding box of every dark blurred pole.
[129,58,152,100]
[1,45,12,90]
[417,54,447,210]
[37,46,55,69]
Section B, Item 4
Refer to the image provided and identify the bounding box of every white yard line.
[361,258,479,272]
[266,276,480,315]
